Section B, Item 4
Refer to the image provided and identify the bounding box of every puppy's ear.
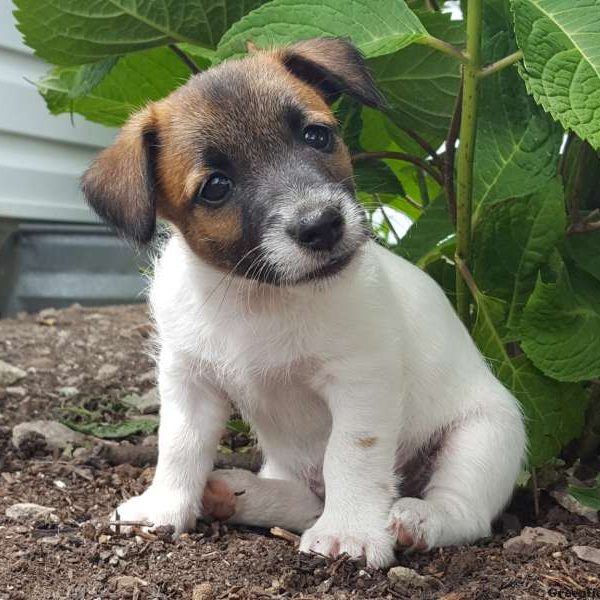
[280,37,385,108]
[81,106,159,244]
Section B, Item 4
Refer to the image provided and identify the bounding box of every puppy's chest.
[195,312,317,376]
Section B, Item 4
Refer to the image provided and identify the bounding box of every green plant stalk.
[455,0,483,325]
[478,50,523,78]
[419,35,469,65]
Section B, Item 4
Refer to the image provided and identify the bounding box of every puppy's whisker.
[200,245,263,312]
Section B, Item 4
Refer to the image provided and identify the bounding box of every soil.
[1,304,599,600]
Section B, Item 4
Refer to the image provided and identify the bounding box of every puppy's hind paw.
[202,478,238,521]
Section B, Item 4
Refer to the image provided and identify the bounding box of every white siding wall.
[0,0,117,223]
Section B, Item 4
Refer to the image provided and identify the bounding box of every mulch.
[0,305,599,600]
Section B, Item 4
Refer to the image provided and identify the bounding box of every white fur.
[115,235,526,568]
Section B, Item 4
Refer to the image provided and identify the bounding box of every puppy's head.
[82,38,384,284]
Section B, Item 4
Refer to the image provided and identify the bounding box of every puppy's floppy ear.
[81,106,159,245]
[280,37,385,108]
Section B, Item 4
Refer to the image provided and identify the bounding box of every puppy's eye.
[196,173,233,206]
[303,125,333,151]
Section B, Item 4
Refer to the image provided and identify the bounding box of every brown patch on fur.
[276,38,384,108]
[150,97,244,266]
[81,105,159,244]
[357,436,378,448]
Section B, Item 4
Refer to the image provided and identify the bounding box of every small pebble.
[192,582,215,600]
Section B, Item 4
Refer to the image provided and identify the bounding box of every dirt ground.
[0,304,599,600]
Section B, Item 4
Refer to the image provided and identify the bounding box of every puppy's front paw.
[387,497,442,551]
[299,517,396,568]
[112,488,198,535]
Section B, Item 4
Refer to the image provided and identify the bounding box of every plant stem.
[445,77,463,226]
[419,35,470,66]
[425,0,441,11]
[398,125,442,168]
[478,50,524,78]
[351,152,443,186]
[416,168,430,207]
[455,0,483,325]
[374,195,401,245]
[168,44,202,74]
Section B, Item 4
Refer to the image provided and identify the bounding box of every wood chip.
[270,527,300,545]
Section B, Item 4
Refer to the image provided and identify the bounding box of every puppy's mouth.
[293,251,356,284]
[239,249,357,286]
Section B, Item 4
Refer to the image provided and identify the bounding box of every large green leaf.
[397,196,453,265]
[38,46,210,127]
[14,0,264,65]
[568,475,600,510]
[512,0,600,150]
[360,108,429,158]
[472,292,587,466]
[472,179,566,329]
[520,264,600,382]
[473,30,563,207]
[216,0,427,62]
[368,12,464,140]
[564,231,600,282]
[335,101,407,199]
[354,160,406,197]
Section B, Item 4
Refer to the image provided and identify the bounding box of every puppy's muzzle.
[287,206,345,252]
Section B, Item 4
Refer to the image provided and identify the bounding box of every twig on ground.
[531,468,540,518]
[99,444,263,471]
[108,520,154,528]
[270,527,300,545]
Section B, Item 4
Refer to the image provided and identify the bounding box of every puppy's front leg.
[113,348,229,533]
[300,379,398,568]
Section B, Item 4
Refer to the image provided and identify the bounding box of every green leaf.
[226,419,252,434]
[472,179,566,329]
[423,241,457,302]
[564,231,600,282]
[335,98,363,154]
[360,108,429,158]
[512,0,600,150]
[568,475,600,510]
[368,12,464,140]
[473,30,563,207]
[519,264,600,382]
[397,196,454,265]
[472,292,587,466]
[14,0,264,65]
[334,101,407,198]
[354,160,406,196]
[561,137,600,212]
[63,418,158,440]
[38,46,210,127]
[216,0,427,62]
[68,57,120,98]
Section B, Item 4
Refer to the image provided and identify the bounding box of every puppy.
[82,38,526,568]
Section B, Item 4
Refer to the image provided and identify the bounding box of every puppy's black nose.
[289,207,344,251]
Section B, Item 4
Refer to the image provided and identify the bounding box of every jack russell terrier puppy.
[82,38,526,568]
